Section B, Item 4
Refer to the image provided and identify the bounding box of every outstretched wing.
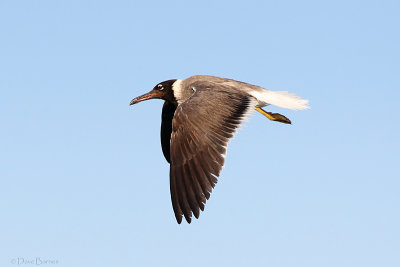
[169,81,257,223]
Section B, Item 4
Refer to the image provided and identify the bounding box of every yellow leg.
[255,107,291,124]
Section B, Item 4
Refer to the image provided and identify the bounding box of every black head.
[130,79,177,106]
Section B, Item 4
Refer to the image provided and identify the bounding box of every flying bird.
[130,75,309,223]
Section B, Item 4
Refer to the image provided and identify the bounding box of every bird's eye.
[157,84,163,90]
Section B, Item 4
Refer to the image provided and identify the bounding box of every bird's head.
[130,79,177,106]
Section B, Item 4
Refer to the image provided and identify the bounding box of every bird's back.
[181,75,309,110]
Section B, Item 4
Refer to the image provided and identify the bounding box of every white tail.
[252,90,310,110]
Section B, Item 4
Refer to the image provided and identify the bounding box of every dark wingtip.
[185,215,192,224]
[176,214,183,224]
[193,209,200,219]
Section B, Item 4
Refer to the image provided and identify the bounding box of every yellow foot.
[255,107,291,124]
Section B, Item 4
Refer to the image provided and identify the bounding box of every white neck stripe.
[172,79,184,105]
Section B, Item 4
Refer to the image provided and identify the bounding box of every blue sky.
[1,0,399,266]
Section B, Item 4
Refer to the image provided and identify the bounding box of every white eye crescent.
[157,84,163,90]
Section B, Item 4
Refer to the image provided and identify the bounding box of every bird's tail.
[258,91,310,110]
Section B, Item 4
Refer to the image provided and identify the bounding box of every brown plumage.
[130,75,309,223]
